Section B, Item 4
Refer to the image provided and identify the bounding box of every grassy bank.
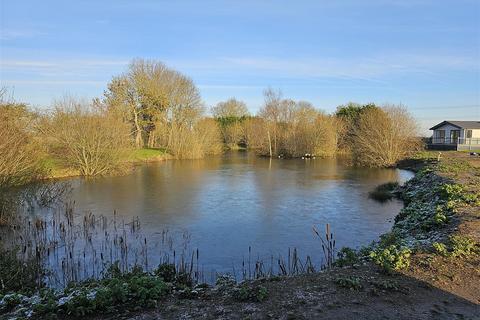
[1,151,479,319]
[42,148,170,179]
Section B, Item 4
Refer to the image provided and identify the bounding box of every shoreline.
[1,151,479,319]
[44,148,172,180]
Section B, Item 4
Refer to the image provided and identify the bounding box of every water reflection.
[64,151,413,273]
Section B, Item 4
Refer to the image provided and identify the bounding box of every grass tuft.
[369,182,400,202]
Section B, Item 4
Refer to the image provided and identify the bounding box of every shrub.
[0,99,46,189]
[335,276,363,290]
[369,182,399,202]
[371,279,399,291]
[0,97,48,224]
[155,118,223,159]
[247,90,340,158]
[432,236,478,258]
[369,245,411,273]
[438,184,479,208]
[421,205,449,231]
[27,268,171,318]
[0,249,44,295]
[233,283,268,302]
[154,263,177,283]
[378,232,402,248]
[439,184,464,201]
[335,247,361,267]
[0,293,25,313]
[353,106,421,167]
[38,98,132,176]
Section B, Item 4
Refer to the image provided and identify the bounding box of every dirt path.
[118,261,479,320]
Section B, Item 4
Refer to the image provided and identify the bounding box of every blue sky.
[1,0,479,134]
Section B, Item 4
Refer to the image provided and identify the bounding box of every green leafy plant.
[433,206,448,225]
[438,184,479,208]
[0,248,44,295]
[421,205,449,231]
[370,279,399,291]
[335,247,361,267]
[233,284,268,302]
[432,242,448,256]
[432,236,478,258]
[154,263,176,283]
[15,264,173,319]
[369,245,411,273]
[335,276,363,290]
[450,235,478,258]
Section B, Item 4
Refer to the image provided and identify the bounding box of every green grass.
[126,148,168,162]
[40,148,169,179]
[40,156,79,178]
[40,157,59,171]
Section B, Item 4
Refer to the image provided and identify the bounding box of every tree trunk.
[267,129,272,158]
[148,131,155,148]
[133,110,143,148]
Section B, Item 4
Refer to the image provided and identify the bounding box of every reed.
[1,197,337,290]
[1,202,201,289]
[313,223,336,268]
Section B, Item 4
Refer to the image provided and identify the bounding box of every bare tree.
[103,59,203,149]
[39,98,132,176]
[353,105,421,167]
[249,90,339,158]
[211,98,249,118]
[0,90,50,224]
[155,116,222,159]
[0,91,45,189]
[211,98,250,148]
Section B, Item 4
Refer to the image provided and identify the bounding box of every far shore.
[43,148,171,180]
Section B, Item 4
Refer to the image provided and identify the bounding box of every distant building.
[429,121,480,151]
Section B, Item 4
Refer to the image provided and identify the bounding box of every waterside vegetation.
[1,152,478,319]
[0,59,475,319]
[1,59,420,181]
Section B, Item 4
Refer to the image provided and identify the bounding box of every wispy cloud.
[1,53,478,92]
[0,59,129,69]
[0,29,47,40]
[0,59,129,79]
[3,80,106,85]
[220,53,480,81]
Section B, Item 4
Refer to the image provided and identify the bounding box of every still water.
[64,151,413,275]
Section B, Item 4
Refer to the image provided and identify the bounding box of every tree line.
[213,92,421,167]
[0,58,421,188]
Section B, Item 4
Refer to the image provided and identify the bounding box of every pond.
[40,151,413,282]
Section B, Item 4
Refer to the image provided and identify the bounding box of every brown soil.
[111,261,479,320]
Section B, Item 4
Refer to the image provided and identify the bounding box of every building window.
[450,130,460,142]
[466,130,472,138]
[435,130,445,143]
[436,130,445,138]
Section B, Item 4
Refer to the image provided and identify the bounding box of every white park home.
[429,120,480,151]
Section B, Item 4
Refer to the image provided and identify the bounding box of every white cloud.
[219,53,479,81]
[1,52,477,89]
[0,29,47,40]
[0,59,129,79]
[0,59,129,69]
[2,80,106,85]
